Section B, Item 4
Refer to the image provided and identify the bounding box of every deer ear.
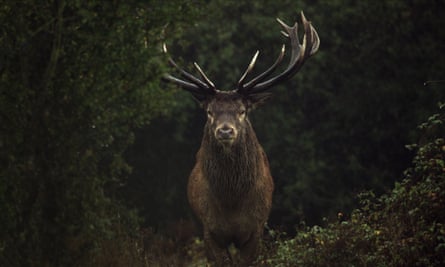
[246,93,272,109]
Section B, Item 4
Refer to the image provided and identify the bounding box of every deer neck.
[202,123,261,205]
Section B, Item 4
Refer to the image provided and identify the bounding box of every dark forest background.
[1,0,444,266]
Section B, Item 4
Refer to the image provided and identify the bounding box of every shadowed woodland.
[1,0,444,266]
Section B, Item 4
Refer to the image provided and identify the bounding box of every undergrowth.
[90,105,444,266]
[260,104,445,266]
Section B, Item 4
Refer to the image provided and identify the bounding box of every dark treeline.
[126,0,445,228]
[1,0,444,266]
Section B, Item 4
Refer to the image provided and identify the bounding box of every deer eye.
[239,110,246,116]
[207,110,213,117]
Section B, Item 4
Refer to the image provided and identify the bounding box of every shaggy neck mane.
[201,119,262,206]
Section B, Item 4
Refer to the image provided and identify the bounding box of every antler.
[162,11,319,100]
[161,44,217,97]
[237,11,320,95]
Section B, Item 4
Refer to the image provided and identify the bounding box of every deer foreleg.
[203,230,230,266]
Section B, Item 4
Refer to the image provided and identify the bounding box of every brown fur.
[164,14,320,265]
[187,93,274,265]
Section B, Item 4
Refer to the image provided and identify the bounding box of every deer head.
[162,12,319,148]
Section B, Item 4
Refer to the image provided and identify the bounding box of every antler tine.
[194,62,216,89]
[240,44,286,92]
[239,12,319,94]
[302,11,320,56]
[237,50,260,89]
[162,43,216,94]
[162,74,203,94]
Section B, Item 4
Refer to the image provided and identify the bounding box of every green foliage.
[100,104,445,266]
[263,105,445,266]
[0,0,200,266]
[145,0,445,228]
[1,0,444,265]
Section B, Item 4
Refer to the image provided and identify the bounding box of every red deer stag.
[162,12,319,265]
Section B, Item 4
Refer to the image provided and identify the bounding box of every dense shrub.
[263,105,445,266]
[134,105,445,266]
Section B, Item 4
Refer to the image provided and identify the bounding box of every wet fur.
[188,105,274,265]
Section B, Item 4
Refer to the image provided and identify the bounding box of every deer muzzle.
[215,124,237,143]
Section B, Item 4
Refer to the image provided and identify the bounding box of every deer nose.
[216,125,236,140]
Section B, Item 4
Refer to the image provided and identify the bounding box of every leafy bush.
[263,104,445,266]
